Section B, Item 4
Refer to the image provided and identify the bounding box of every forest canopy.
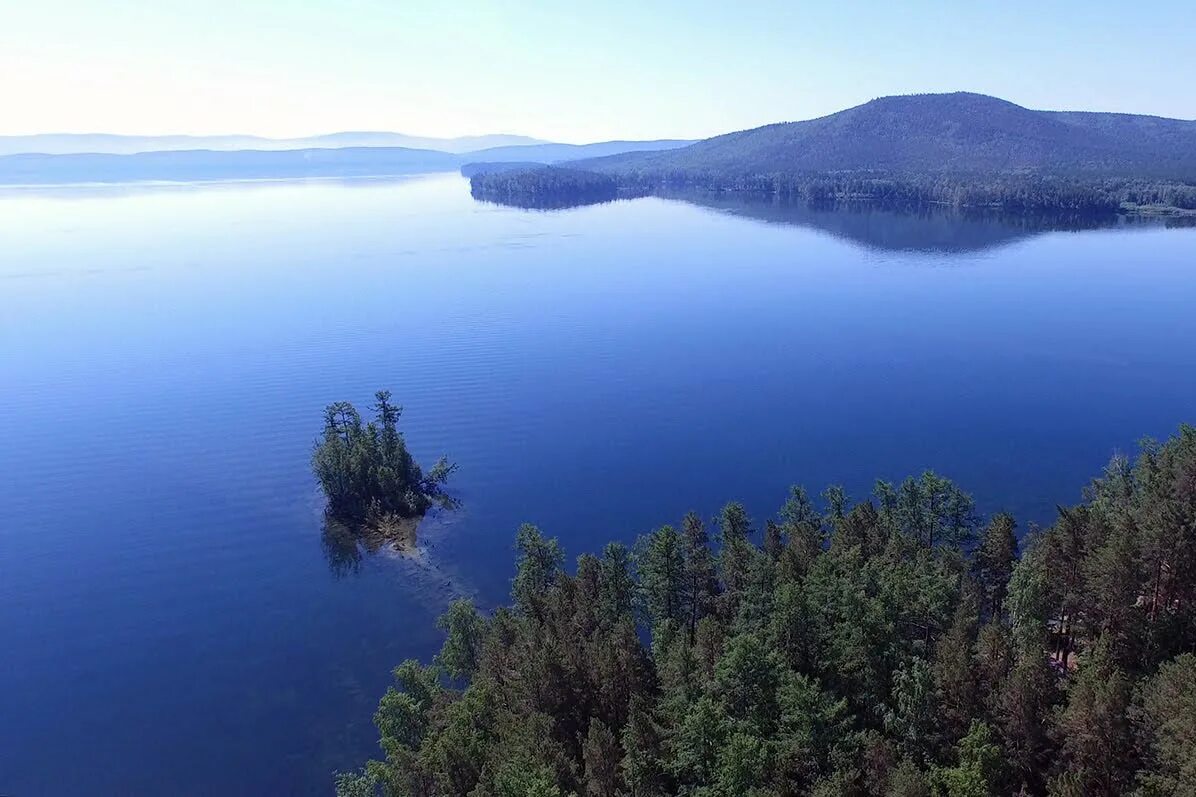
[337,425,1196,797]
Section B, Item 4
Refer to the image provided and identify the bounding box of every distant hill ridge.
[0,138,697,185]
[6,93,1195,195]
[574,92,1196,179]
[0,132,550,156]
[0,132,694,160]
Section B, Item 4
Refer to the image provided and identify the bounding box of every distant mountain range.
[5,93,1196,194]
[0,132,549,156]
[574,93,1196,179]
[0,135,694,185]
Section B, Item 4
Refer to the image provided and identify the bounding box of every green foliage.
[1051,635,1135,796]
[973,512,1018,619]
[884,657,938,761]
[511,523,564,616]
[680,511,718,640]
[930,721,1003,797]
[345,427,1196,797]
[333,769,379,797]
[435,599,486,680]
[714,732,768,796]
[889,757,931,797]
[582,719,621,797]
[994,644,1059,793]
[933,591,980,744]
[636,525,685,626]
[598,542,636,625]
[312,391,455,522]
[621,695,668,797]
[1133,653,1196,796]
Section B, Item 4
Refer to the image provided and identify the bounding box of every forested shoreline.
[469,167,623,209]
[470,166,1196,215]
[337,426,1196,797]
[619,171,1196,215]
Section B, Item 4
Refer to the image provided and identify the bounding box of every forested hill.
[574,93,1196,179]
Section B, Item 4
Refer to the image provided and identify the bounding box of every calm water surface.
[1,174,1194,795]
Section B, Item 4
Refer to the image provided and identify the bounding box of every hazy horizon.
[3,1,1195,141]
[4,90,1195,147]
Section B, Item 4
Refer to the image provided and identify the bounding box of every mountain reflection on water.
[474,187,1194,254]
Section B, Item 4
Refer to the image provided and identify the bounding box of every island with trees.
[335,424,1196,796]
[313,391,455,557]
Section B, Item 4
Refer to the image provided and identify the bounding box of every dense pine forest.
[336,426,1196,797]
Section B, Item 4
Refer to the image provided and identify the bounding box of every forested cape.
[336,425,1196,797]
[469,167,621,209]
[483,93,1196,214]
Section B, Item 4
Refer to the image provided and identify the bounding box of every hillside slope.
[576,93,1196,179]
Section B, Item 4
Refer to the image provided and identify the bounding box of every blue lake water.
[1,174,1194,795]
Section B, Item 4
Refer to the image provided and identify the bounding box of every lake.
[1,174,1194,795]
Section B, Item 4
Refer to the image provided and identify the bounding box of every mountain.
[0,147,460,185]
[0,132,549,157]
[574,93,1196,179]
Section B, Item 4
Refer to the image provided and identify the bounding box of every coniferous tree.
[1050,635,1136,797]
[636,525,686,626]
[933,590,980,745]
[435,599,486,680]
[717,501,756,619]
[972,512,1018,620]
[930,720,1004,797]
[994,643,1059,794]
[511,523,564,617]
[778,485,824,580]
[582,719,621,797]
[621,695,669,797]
[680,511,719,642]
[598,542,636,625]
[1132,653,1196,796]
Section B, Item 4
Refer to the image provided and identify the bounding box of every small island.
[312,391,455,556]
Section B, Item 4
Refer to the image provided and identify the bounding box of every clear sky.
[3,0,1194,141]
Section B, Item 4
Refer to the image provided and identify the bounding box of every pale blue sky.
[3,0,1194,141]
